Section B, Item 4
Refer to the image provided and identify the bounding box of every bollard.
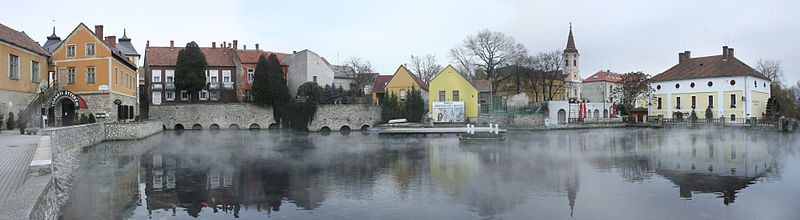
[466,124,470,133]
[495,124,499,134]
[488,123,492,133]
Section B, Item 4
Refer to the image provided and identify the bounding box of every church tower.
[564,24,582,100]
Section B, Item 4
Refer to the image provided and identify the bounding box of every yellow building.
[374,65,428,105]
[49,24,138,125]
[428,65,478,120]
[648,46,770,120]
[0,23,50,127]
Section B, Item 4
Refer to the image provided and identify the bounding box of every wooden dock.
[379,127,507,135]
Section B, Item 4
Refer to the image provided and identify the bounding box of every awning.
[76,95,89,109]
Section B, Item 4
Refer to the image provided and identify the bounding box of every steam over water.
[60,128,800,219]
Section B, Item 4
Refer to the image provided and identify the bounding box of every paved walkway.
[0,132,39,199]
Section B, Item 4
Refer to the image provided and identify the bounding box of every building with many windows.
[233,44,288,102]
[144,40,240,106]
[0,22,50,127]
[48,24,138,126]
[648,46,770,120]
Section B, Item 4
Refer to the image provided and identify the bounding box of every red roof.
[564,26,578,53]
[584,71,623,83]
[651,54,768,82]
[237,49,289,65]
[372,75,393,92]
[0,23,49,56]
[146,47,234,66]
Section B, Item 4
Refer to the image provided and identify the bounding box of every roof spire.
[564,23,578,53]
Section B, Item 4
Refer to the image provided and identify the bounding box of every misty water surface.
[60,128,800,219]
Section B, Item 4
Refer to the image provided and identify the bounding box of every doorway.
[59,98,76,126]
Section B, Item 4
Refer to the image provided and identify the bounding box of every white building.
[281,49,335,96]
[582,70,622,103]
[563,24,582,101]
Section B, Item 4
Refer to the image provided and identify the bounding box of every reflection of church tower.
[564,23,582,100]
[565,161,580,217]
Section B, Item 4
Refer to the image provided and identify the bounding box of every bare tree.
[449,29,526,94]
[756,59,784,84]
[344,57,375,96]
[532,50,567,101]
[610,71,653,110]
[449,46,476,80]
[409,54,443,83]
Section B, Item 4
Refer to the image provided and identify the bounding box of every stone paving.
[0,132,39,200]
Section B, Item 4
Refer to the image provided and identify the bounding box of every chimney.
[244,45,247,50]
[105,36,116,48]
[722,46,729,61]
[233,40,238,50]
[684,51,690,59]
[255,43,259,51]
[728,48,734,58]
[293,50,297,54]
[212,42,216,49]
[228,43,231,48]
[94,25,104,38]
[223,41,226,48]
[146,40,150,48]
[170,40,174,50]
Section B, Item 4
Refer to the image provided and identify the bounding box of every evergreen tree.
[252,55,272,106]
[88,113,96,123]
[79,113,88,124]
[175,41,208,102]
[381,93,399,122]
[297,82,323,105]
[267,54,290,106]
[705,106,713,121]
[405,86,426,122]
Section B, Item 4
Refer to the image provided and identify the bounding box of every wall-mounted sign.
[114,99,122,105]
[95,113,108,118]
[50,90,80,109]
[98,85,109,90]
[432,101,465,123]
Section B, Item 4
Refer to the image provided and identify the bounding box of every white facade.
[564,53,581,100]
[547,101,617,126]
[282,50,335,97]
[648,76,771,119]
[582,81,620,103]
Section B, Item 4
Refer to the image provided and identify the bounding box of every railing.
[479,102,546,115]
[656,117,778,126]
[568,117,623,124]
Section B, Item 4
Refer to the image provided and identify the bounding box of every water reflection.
[60,128,800,219]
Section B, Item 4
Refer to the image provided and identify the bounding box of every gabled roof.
[651,54,768,82]
[472,79,492,92]
[53,23,136,70]
[146,46,234,67]
[584,71,623,83]
[236,49,289,65]
[0,22,50,56]
[389,65,428,90]
[564,25,578,54]
[372,75,393,92]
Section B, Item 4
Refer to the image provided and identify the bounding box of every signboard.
[432,101,465,123]
[114,99,122,105]
[50,90,80,109]
[98,85,109,90]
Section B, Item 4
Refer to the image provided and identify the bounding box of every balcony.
[209,82,219,90]
[223,82,234,91]
[152,83,163,91]
[165,83,175,91]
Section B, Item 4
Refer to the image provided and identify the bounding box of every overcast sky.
[3,0,798,85]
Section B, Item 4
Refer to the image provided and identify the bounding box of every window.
[152,70,162,83]
[152,91,161,105]
[199,90,209,100]
[210,91,218,100]
[30,60,40,82]
[121,71,125,88]
[67,67,76,84]
[8,54,19,79]
[400,89,406,101]
[439,91,446,101]
[730,114,736,121]
[248,68,254,82]
[114,68,118,85]
[313,75,317,83]
[165,91,175,101]
[453,90,460,101]
[731,94,736,107]
[181,90,190,100]
[86,43,95,56]
[691,96,696,108]
[708,95,714,108]
[222,70,231,83]
[246,89,253,101]
[209,70,218,83]
[85,66,96,84]
[572,60,576,67]
[676,97,681,109]
[66,45,76,57]
[165,70,174,83]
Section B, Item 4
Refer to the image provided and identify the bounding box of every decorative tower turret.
[564,23,582,101]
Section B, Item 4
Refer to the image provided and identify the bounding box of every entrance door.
[60,99,75,126]
[558,109,567,124]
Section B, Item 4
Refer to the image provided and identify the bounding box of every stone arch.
[340,125,351,135]
[209,124,220,129]
[360,125,370,131]
[319,126,331,132]
[228,124,240,129]
[249,123,260,130]
[162,125,167,130]
[557,109,567,124]
[192,124,203,130]
[268,123,279,129]
[603,109,609,118]
[593,109,600,118]
[174,124,185,130]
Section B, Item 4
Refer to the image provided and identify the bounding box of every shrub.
[88,113,96,123]
[79,114,89,124]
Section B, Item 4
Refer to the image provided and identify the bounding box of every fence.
[479,102,546,116]
[652,117,778,127]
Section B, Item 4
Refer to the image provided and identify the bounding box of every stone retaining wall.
[476,113,545,129]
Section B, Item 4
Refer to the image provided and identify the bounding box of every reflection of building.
[61,154,140,219]
[0,23,50,126]
[648,46,771,119]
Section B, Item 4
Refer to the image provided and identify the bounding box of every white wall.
[648,76,771,118]
[282,50,335,96]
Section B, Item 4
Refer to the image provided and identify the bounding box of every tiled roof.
[584,71,623,83]
[471,79,492,92]
[401,65,429,90]
[651,55,768,82]
[237,49,289,65]
[146,47,234,66]
[116,29,139,56]
[372,75,393,92]
[0,22,49,56]
[564,26,578,53]
[42,27,61,53]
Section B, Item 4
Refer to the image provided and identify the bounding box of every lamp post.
[39,88,44,128]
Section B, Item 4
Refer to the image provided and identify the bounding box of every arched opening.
[593,109,600,118]
[162,125,167,130]
[360,125,370,131]
[57,98,76,126]
[249,123,261,130]
[174,124,185,130]
[557,109,566,124]
[228,124,240,129]
[320,126,331,136]
[603,109,609,118]
[340,126,351,135]
[268,123,279,130]
[209,124,220,129]
[192,124,203,130]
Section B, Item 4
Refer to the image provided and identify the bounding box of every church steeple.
[565,23,578,53]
